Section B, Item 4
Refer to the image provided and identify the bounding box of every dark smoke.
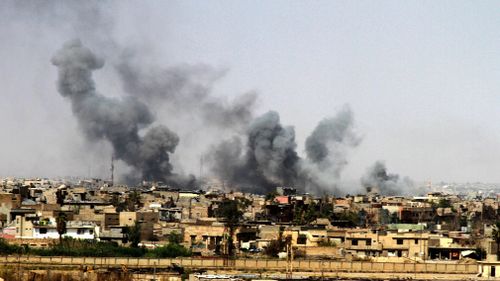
[52,39,191,187]
[115,57,257,129]
[303,106,361,194]
[361,161,414,196]
[246,111,300,186]
[207,108,362,195]
[207,111,300,193]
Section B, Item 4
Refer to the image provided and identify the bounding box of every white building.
[33,220,98,240]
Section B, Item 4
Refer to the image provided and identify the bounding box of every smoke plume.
[303,106,361,193]
[361,161,414,195]
[116,57,257,130]
[207,107,361,195]
[52,39,190,186]
[207,111,300,193]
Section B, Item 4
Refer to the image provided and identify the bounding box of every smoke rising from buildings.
[303,106,362,194]
[207,108,361,195]
[207,111,300,193]
[52,39,192,186]
[361,161,414,195]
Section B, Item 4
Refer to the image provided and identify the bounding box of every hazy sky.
[1,1,500,184]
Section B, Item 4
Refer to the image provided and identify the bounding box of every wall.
[0,256,479,275]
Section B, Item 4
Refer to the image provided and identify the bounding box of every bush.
[0,237,192,258]
[0,238,24,255]
[31,239,146,257]
[147,243,191,258]
[317,238,336,247]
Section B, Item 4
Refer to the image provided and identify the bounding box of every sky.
[1,1,500,185]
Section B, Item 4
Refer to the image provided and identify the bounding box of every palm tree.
[491,221,500,261]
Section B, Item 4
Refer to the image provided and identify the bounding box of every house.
[33,220,97,240]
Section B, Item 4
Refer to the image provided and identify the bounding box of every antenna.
[110,154,115,186]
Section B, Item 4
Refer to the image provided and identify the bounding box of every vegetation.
[491,221,500,261]
[55,212,67,245]
[317,238,336,247]
[124,221,142,248]
[0,237,191,258]
[147,243,191,258]
[167,231,183,244]
[214,198,245,257]
[265,191,278,202]
[264,236,287,257]
[264,231,291,258]
[437,198,452,209]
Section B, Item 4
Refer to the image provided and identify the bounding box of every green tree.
[264,231,288,257]
[56,212,68,245]
[491,221,500,261]
[215,198,244,257]
[125,221,142,248]
[126,191,142,211]
[265,191,278,202]
[437,198,452,209]
[167,231,183,244]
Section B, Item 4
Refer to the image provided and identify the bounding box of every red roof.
[274,196,289,204]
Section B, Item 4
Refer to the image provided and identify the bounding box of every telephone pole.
[110,154,115,186]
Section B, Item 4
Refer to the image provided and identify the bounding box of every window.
[352,239,358,246]
[414,239,418,244]
[297,234,307,245]
[77,229,85,235]
[39,228,47,234]
[366,240,372,246]
[89,229,94,235]
[397,239,403,245]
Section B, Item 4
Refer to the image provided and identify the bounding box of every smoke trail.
[52,39,189,186]
[361,161,414,195]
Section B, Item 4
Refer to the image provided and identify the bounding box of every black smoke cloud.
[207,111,300,193]
[207,107,361,195]
[361,161,414,195]
[52,39,192,187]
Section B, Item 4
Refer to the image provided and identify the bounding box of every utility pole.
[110,154,114,186]
[286,235,293,279]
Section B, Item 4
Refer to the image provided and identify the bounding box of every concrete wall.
[0,256,478,274]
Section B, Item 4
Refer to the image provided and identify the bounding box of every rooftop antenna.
[110,154,115,186]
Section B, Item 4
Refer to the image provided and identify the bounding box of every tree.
[167,231,183,244]
[265,191,278,202]
[215,198,244,257]
[56,212,67,245]
[126,191,142,211]
[437,198,452,209]
[491,221,500,261]
[125,221,142,248]
[264,231,287,257]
